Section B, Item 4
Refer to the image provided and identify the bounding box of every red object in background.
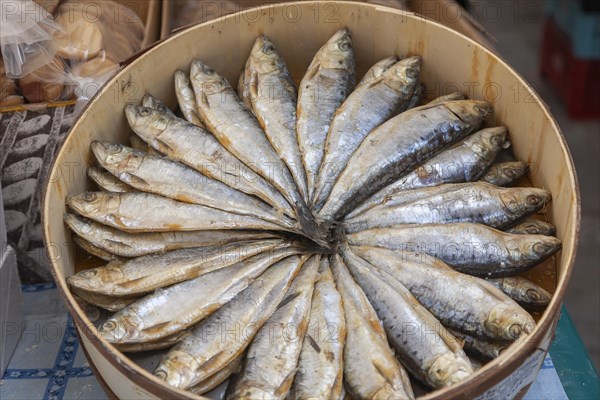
[540,19,600,119]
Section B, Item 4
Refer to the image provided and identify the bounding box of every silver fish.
[486,276,553,310]
[189,353,244,395]
[357,56,398,86]
[239,36,309,202]
[447,328,510,360]
[506,219,556,236]
[91,141,298,231]
[66,191,291,233]
[329,253,414,399]
[99,248,299,344]
[296,28,355,199]
[289,257,345,400]
[347,223,562,277]
[320,100,492,220]
[191,60,318,239]
[313,56,422,211]
[125,105,294,217]
[65,213,278,258]
[342,247,473,389]
[348,127,507,218]
[225,255,320,399]
[345,182,551,233]
[66,239,286,297]
[481,161,528,186]
[352,246,537,341]
[174,71,203,126]
[72,234,126,263]
[154,255,309,389]
[87,166,134,193]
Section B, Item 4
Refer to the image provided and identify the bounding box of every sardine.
[239,36,309,202]
[189,354,244,395]
[65,213,278,258]
[506,219,556,236]
[225,255,320,399]
[174,71,203,126]
[352,246,537,341]
[66,192,292,233]
[87,166,134,193]
[347,223,562,277]
[72,234,126,263]
[154,255,309,389]
[313,56,422,210]
[91,141,298,230]
[345,182,551,233]
[481,161,528,186]
[125,105,294,217]
[329,253,414,399]
[447,328,509,360]
[99,248,299,344]
[66,240,286,297]
[114,330,191,353]
[342,247,473,389]
[320,100,492,220]
[348,127,507,217]
[486,276,553,310]
[191,60,318,239]
[296,29,355,199]
[289,257,345,400]
[357,56,398,86]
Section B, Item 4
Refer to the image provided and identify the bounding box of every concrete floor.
[473,0,600,370]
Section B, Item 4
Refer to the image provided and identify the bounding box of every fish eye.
[526,289,541,301]
[204,67,215,75]
[155,369,168,380]
[100,320,117,331]
[139,108,151,116]
[82,192,97,202]
[263,44,274,53]
[525,226,540,234]
[509,324,522,338]
[533,242,550,254]
[527,195,540,205]
[339,40,351,51]
[406,67,419,79]
[80,269,97,278]
[505,168,517,178]
[491,135,504,146]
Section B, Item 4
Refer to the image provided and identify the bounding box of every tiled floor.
[474,0,600,370]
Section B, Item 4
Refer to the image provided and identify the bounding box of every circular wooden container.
[42,2,580,399]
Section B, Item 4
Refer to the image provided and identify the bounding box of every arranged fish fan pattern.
[1,106,77,282]
[64,30,560,398]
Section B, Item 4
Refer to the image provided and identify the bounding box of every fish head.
[91,141,142,175]
[318,28,354,70]
[517,220,556,236]
[98,310,143,343]
[66,263,125,292]
[384,56,422,96]
[500,187,551,215]
[518,235,562,264]
[64,213,93,235]
[142,93,174,116]
[190,59,227,93]
[66,192,118,219]
[125,105,170,139]
[495,161,529,183]
[469,127,507,160]
[488,304,537,340]
[428,352,473,388]
[154,350,199,389]
[445,100,492,131]
[508,277,553,307]
[249,36,285,74]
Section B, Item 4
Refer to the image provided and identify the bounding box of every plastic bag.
[1,0,145,107]
[0,0,62,78]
